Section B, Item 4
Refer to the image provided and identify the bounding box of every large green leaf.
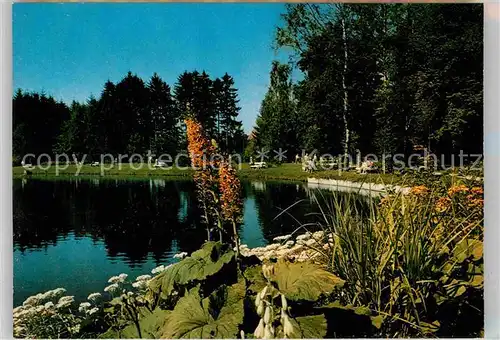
[288,314,328,338]
[315,301,375,337]
[453,238,482,263]
[162,282,245,338]
[99,308,171,339]
[149,242,236,298]
[269,259,344,301]
[243,265,268,294]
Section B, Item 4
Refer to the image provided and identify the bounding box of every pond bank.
[13,163,405,186]
[307,178,411,195]
[238,230,329,263]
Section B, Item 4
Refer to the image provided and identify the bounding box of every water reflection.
[13,178,371,305]
[13,179,204,263]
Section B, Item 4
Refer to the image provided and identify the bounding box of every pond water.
[13,178,372,306]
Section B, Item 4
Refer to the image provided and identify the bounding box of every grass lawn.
[13,162,410,185]
[12,163,194,179]
[237,163,406,185]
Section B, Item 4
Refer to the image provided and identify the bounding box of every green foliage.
[269,259,344,301]
[100,308,171,339]
[162,283,245,338]
[148,242,236,299]
[106,240,390,339]
[15,179,483,339]
[256,4,483,160]
[13,89,70,158]
[311,181,483,337]
[174,71,245,153]
[244,265,268,294]
[288,315,327,338]
[254,61,299,157]
[13,69,245,161]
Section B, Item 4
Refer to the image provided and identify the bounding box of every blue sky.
[13,3,298,133]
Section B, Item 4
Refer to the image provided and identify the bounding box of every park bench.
[356,161,378,174]
[250,161,267,169]
[302,160,316,173]
[154,160,169,168]
[319,159,338,169]
[91,162,100,167]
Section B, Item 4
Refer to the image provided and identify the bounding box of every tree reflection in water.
[13,178,372,264]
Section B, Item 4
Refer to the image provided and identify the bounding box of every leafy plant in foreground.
[97,240,380,339]
[313,180,483,337]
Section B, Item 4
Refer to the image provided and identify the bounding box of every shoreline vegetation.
[12,162,482,186]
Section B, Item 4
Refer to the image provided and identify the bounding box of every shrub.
[314,180,483,337]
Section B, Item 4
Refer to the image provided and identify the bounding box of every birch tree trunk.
[341,14,350,167]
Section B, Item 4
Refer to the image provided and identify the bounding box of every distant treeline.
[13,71,246,163]
[249,4,483,163]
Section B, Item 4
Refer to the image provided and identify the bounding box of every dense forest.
[249,4,483,165]
[14,4,483,167]
[13,71,245,163]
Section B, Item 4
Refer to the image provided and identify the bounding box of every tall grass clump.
[310,179,483,337]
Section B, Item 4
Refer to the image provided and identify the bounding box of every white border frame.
[1,2,499,339]
[0,1,13,338]
[483,2,500,338]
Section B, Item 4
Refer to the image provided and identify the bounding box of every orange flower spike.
[185,118,215,168]
[410,185,429,196]
[468,198,484,208]
[218,161,243,221]
[471,187,484,196]
[447,184,469,196]
[435,197,452,213]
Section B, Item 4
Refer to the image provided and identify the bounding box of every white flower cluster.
[296,232,312,241]
[235,244,250,252]
[104,273,129,294]
[104,283,119,293]
[273,234,292,242]
[254,286,275,339]
[79,302,99,316]
[78,302,91,313]
[131,281,145,289]
[108,273,128,284]
[151,263,172,274]
[56,296,75,309]
[132,274,152,290]
[13,288,81,338]
[173,252,188,259]
[254,286,294,339]
[22,288,67,307]
[87,292,102,301]
[136,274,152,281]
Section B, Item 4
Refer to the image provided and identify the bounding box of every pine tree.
[219,73,243,153]
[175,71,216,139]
[147,73,179,156]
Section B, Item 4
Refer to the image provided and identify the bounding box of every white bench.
[302,160,316,173]
[91,162,100,167]
[319,160,338,169]
[356,161,378,174]
[154,161,169,168]
[250,161,267,169]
